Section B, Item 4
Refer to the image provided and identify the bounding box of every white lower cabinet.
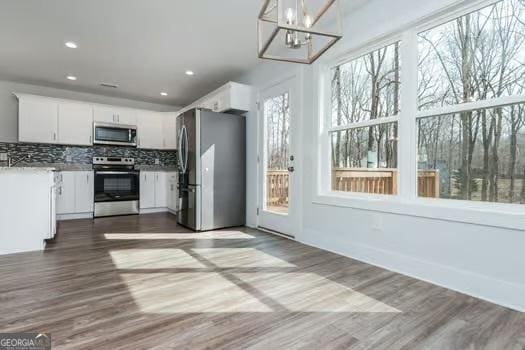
[155,172,168,208]
[56,171,94,217]
[140,171,177,211]
[140,172,156,209]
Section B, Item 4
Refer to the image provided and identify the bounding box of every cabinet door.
[57,172,76,214]
[19,98,58,143]
[167,172,178,211]
[140,172,156,209]
[137,111,163,149]
[58,102,93,146]
[93,106,116,123]
[75,171,94,213]
[114,108,137,125]
[163,113,177,149]
[155,172,168,208]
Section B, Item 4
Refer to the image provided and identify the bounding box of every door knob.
[287,166,295,172]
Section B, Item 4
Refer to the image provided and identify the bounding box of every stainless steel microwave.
[93,122,137,147]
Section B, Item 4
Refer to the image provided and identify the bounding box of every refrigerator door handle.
[183,125,189,175]
[178,126,188,174]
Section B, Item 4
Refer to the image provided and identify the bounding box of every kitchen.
[0,81,250,255]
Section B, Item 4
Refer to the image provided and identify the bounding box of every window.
[330,42,401,195]
[417,0,525,204]
[323,0,525,208]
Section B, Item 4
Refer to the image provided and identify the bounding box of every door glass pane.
[264,92,290,214]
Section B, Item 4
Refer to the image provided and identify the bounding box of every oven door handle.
[95,171,139,175]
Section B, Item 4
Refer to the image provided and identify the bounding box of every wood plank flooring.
[0,213,524,349]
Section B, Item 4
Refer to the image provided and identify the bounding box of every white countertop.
[0,167,56,172]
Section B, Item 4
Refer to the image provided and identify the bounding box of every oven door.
[93,123,137,146]
[94,170,140,203]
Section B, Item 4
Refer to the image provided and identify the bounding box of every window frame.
[325,38,404,198]
[315,0,525,230]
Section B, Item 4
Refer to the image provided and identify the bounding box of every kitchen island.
[0,167,56,255]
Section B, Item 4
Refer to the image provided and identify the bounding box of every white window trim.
[314,0,525,231]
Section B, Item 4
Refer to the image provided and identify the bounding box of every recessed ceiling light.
[160,92,168,96]
[65,41,78,49]
[185,70,195,76]
[66,75,77,81]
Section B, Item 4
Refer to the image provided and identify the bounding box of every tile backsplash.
[0,142,177,167]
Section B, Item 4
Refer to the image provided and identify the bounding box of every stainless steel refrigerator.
[176,108,245,231]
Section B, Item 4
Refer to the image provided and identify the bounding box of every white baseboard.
[139,207,168,214]
[300,228,525,312]
[57,212,93,221]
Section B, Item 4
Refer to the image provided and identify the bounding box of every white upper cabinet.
[114,108,137,125]
[94,106,137,125]
[93,106,115,124]
[18,96,58,144]
[179,82,251,115]
[137,111,164,149]
[163,113,177,149]
[16,94,178,149]
[58,102,93,146]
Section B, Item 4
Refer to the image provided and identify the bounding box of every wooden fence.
[266,168,440,206]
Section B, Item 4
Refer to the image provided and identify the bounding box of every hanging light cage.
[258,0,343,64]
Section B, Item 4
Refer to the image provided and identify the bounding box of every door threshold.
[257,226,295,240]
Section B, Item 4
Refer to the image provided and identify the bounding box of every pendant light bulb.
[286,7,295,24]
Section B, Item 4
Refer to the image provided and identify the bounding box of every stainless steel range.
[93,157,140,217]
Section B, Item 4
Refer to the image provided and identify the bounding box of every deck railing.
[266,168,440,206]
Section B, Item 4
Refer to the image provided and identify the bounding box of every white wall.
[0,80,179,142]
[239,0,525,311]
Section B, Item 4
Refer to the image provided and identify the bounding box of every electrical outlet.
[155,159,160,165]
[0,153,7,161]
[372,215,383,232]
[65,155,72,162]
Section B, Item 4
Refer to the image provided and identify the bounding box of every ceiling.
[0,0,366,107]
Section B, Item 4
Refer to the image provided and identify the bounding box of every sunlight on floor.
[118,269,400,314]
[120,273,272,313]
[191,248,296,268]
[110,249,206,269]
[104,231,256,240]
[233,272,401,313]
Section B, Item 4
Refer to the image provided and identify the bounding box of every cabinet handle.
[87,174,89,183]
[53,132,57,141]
[89,135,92,144]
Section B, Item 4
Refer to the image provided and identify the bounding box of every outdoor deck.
[266,169,440,213]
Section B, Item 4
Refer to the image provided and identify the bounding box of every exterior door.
[258,78,297,237]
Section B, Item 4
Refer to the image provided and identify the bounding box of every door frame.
[256,73,303,238]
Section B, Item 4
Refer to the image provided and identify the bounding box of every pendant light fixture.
[258,0,342,64]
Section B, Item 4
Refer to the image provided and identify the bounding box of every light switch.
[155,159,160,165]
[0,153,7,161]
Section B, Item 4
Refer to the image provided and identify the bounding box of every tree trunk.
[489,108,503,201]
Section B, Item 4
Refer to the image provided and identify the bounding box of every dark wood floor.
[1,213,524,349]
